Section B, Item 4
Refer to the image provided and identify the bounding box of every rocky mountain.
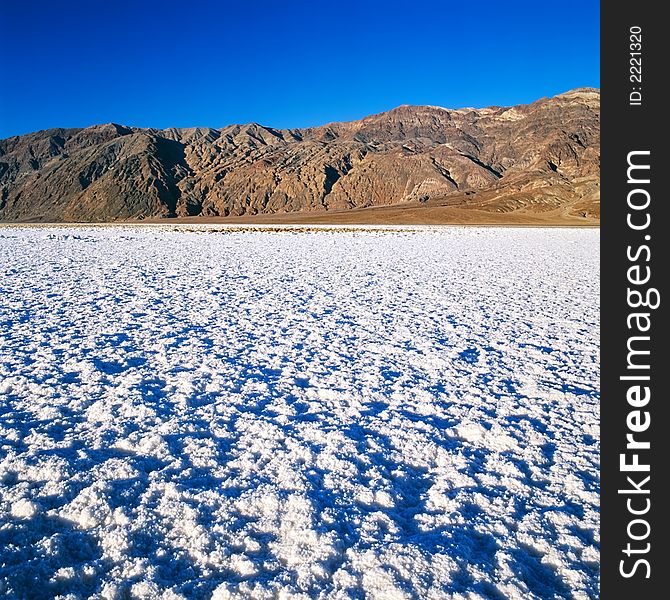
[0,89,599,223]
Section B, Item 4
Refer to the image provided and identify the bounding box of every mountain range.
[0,89,599,224]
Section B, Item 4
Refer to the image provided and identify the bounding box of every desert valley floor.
[0,225,599,599]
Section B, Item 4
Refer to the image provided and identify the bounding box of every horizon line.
[1,86,600,142]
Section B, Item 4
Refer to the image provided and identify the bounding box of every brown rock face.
[0,89,599,222]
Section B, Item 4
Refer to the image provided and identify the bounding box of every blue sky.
[0,0,599,138]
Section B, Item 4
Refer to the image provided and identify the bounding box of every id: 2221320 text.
[629,26,643,106]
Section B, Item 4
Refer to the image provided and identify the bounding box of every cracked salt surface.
[0,226,599,599]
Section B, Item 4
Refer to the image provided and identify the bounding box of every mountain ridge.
[0,89,600,223]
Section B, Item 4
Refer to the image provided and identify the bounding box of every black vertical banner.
[601,2,668,598]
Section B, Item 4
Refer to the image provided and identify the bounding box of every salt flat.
[0,226,599,599]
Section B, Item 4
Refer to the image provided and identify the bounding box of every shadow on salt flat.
[0,513,107,600]
[92,356,147,375]
[458,348,480,364]
[510,545,574,598]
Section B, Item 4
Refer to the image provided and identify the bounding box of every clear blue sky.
[0,0,599,139]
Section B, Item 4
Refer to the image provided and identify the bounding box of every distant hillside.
[0,89,599,223]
